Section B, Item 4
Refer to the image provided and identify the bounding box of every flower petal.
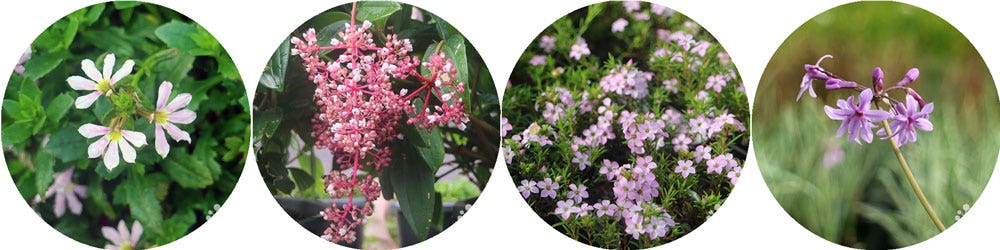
[81,59,103,81]
[88,137,110,158]
[165,93,192,112]
[121,130,147,147]
[102,226,122,244]
[110,59,134,84]
[66,190,83,215]
[75,91,102,109]
[167,109,196,124]
[864,109,892,122]
[130,221,143,244]
[67,76,97,90]
[104,142,120,170]
[79,123,110,138]
[157,81,173,110]
[163,123,191,142]
[118,140,136,163]
[117,220,130,246]
[103,53,116,80]
[53,193,66,217]
[915,118,934,131]
[155,124,169,158]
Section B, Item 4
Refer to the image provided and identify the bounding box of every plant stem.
[877,118,946,232]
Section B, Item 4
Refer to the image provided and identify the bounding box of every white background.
[1,0,998,249]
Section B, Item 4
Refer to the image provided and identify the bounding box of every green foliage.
[254,2,498,245]
[2,2,248,248]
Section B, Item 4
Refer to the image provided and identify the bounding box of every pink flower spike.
[151,81,197,158]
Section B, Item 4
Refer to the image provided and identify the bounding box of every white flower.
[102,220,142,250]
[66,53,134,109]
[151,81,196,158]
[79,124,146,170]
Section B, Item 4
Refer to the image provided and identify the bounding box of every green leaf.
[3,100,23,120]
[288,167,314,192]
[158,208,195,244]
[216,52,240,80]
[33,150,55,194]
[22,52,65,80]
[260,37,289,90]
[401,122,444,172]
[80,27,135,57]
[387,142,436,240]
[84,3,106,25]
[154,20,199,53]
[119,173,163,233]
[315,12,351,47]
[87,174,116,218]
[161,151,214,189]
[113,1,142,9]
[420,35,469,106]
[45,125,89,161]
[430,13,458,40]
[2,121,32,145]
[151,49,195,84]
[45,93,74,125]
[355,1,402,24]
[253,107,283,143]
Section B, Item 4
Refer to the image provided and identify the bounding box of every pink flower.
[612,18,629,33]
[884,94,934,146]
[500,117,512,137]
[567,184,589,203]
[623,1,641,12]
[674,160,695,178]
[14,48,30,75]
[693,145,712,163]
[150,81,196,158]
[705,74,727,93]
[554,200,580,220]
[517,180,539,198]
[79,124,146,170]
[102,220,142,250]
[798,55,832,101]
[824,89,892,144]
[537,178,559,199]
[43,168,87,218]
[727,166,742,185]
[569,38,590,61]
[67,53,134,109]
[529,55,546,66]
[538,35,556,53]
[593,200,618,217]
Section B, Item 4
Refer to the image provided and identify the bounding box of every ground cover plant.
[253,1,499,248]
[753,2,998,249]
[2,2,249,249]
[502,1,749,248]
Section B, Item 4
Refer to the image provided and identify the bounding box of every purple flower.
[612,18,629,33]
[705,74,727,93]
[554,200,580,220]
[798,55,832,101]
[43,168,87,218]
[102,220,142,250]
[694,145,712,163]
[594,200,618,217]
[529,55,546,66]
[885,94,934,146]
[567,184,589,203]
[872,67,884,93]
[895,68,920,86]
[674,160,695,178]
[14,48,30,75]
[824,89,892,144]
[517,180,539,198]
[538,35,556,53]
[500,117,512,137]
[727,166,742,185]
[569,38,590,60]
[706,156,724,174]
[538,178,559,199]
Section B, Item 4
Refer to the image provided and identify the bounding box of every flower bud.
[907,88,926,107]
[896,68,920,86]
[872,67,884,93]
[825,78,857,90]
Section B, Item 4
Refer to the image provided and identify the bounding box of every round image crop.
[503,1,749,248]
[2,2,249,249]
[253,1,499,249]
[754,2,998,249]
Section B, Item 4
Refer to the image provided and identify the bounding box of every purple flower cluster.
[800,55,934,146]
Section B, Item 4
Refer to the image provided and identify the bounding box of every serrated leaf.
[260,37,289,90]
[161,151,214,188]
[45,125,89,161]
[158,208,195,244]
[388,142,436,240]
[120,173,163,233]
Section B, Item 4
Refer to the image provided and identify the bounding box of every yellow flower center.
[120,242,133,250]
[108,130,123,142]
[63,182,74,193]
[152,111,169,124]
[96,78,112,93]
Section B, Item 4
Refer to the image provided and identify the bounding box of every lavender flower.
[554,200,580,220]
[102,220,142,250]
[567,184,589,203]
[43,168,87,218]
[797,55,832,101]
[518,180,539,198]
[884,94,934,146]
[612,18,629,33]
[674,160,695,178]
[538,35,556,53]
[569,38,591,60]
[538,178,559,199]
[824,89,892,144]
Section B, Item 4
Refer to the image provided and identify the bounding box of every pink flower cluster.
[290,9,469,243]
[599,61,653,99]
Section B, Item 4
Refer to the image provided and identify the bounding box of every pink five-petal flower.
[886,94,934,146]
[151,81,196,158]
[798,55,832,101]
[43,167,87,218]
[79,123,146,170]
[824,89,892,144]
[554,200,580,220]
[674,160,695,178]
[517,180,539,199]
[67,53,134,109]
[102,220,142,250]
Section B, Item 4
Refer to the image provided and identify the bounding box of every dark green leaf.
[387,142,436,240]
[23,52,65,80]
[288,167,314,191]
[154,20,199,53]
[113,1,142,9]
[253,107,283,143]
[122,173,163,233]
[2,121,32,145]
[151,49,195,84]
[33,150,55,194]
[45,93,74,125]
[87,174,116,218]
[45,125,89,161]
[355,1,402,24]
[157,208,195,244]
[401,121,444,172]
[260,37,290,90]
[161,151,214,189]
[80,28,135,57]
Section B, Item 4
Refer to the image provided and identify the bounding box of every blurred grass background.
[753,2,998,249]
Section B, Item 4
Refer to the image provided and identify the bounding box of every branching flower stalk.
[798,54,944,231]
[290,2,468,243]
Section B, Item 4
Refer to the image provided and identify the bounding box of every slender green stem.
[876,116,946,232]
